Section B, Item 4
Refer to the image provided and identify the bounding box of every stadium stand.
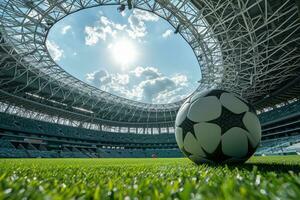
[0,112,181,158]
[255,135,300,156]
[0,100,300,157]
[257,101,300,155]
[259,100,300,124]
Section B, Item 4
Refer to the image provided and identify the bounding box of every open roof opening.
[46,6,200,104]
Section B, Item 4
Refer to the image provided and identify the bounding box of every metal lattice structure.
[0,0,300,131]
[191,0,300,106]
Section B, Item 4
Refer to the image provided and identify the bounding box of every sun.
[109,38,138,69]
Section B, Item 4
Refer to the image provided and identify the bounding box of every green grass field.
[0,156,300,200]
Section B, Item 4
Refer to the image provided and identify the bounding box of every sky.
[47,6,200,104]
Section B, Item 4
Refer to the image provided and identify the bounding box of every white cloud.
[85,27,101,45]
[132,10,159,22]
[86,66,190,103]
[100,16,110,26]
[46,40,64,61]
[61,25,72,35]
[120,11,126,17]
[127,14,147,39]
[126,10,159,40]
[131,66,160,79]
[172,74,188,86]
[85,25,116,45]
[162,29,173,38]
[85,16,127,45]
[85,10,160,45]
[115,74,130,85]
[138,77,176,103]
[154,88,188,104]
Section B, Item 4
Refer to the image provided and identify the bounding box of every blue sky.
[47,6,200,104]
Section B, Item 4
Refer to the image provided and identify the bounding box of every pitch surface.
[0,156,299,199]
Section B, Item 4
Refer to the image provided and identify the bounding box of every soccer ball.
[175,89,261,164]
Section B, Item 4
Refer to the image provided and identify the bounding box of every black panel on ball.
[178,117,198,141]
[243,137,260,160]
[201,142,231,163]
[180,146,192,157]
[208,106,248,134]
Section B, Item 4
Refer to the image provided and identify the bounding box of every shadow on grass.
[239,162,300,173]
[199,162,300,173]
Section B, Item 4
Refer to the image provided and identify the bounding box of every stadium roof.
[0,0,299,127]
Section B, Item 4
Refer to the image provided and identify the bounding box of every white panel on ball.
[184,96,191,103]
[175,103,190,126]
[244,131,259,148]
[243,112,262,145]
[187,96,222,122]
[219,93,249,114]
[183,132,206,157]
[194,122,221,154]
[175,127,184,149]
[222,127,249,157]
[190,90,210,103]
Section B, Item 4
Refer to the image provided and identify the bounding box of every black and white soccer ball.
[175,89,261,164]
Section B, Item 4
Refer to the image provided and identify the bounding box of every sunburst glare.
[108,38,138,70]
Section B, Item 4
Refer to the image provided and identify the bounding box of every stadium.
[0,0,300,199]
